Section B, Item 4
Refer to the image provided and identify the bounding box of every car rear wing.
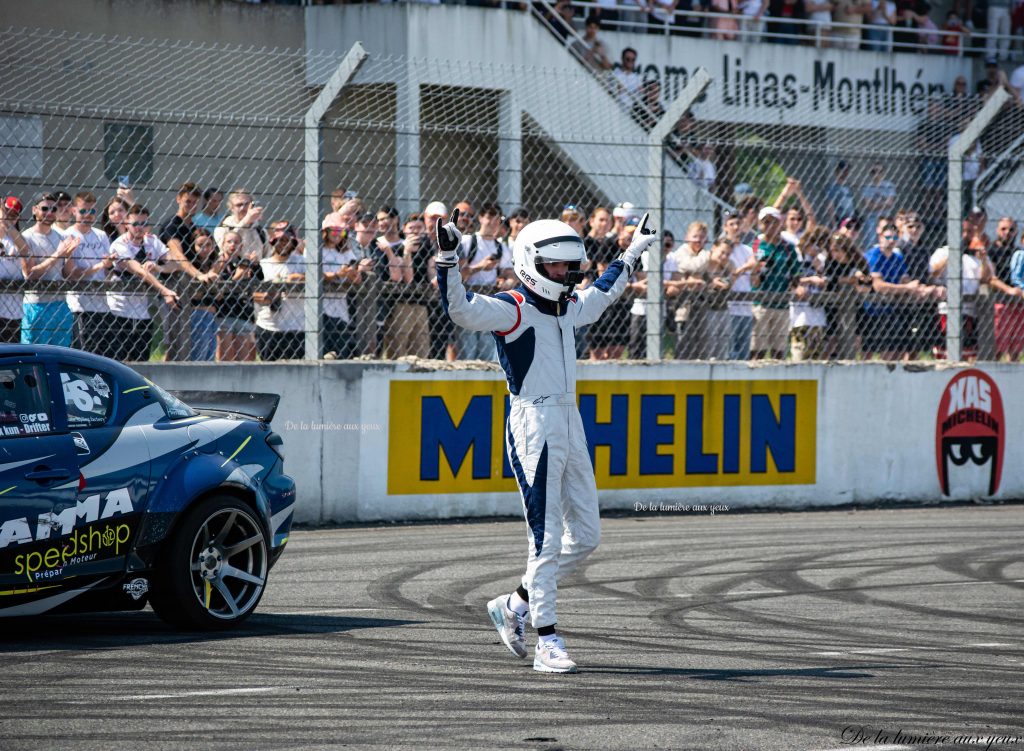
[172,391,281,423]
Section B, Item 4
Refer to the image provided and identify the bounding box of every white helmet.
[512,219,588,302]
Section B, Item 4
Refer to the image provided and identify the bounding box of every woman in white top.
[253,233,305,361]
[321,217,363,358]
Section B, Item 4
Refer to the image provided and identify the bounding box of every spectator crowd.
[1,172,1023,363]
[538,0,1024,57]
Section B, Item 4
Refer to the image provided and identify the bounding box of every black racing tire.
[150,495,269,630]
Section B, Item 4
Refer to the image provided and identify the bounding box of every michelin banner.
[387,379,817,495]
[139,362,1022,523]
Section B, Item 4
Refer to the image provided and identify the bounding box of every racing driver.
[435,208,657,673]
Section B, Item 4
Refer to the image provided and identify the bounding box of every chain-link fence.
[1,25,1022,364]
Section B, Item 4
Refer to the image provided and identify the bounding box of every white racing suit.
[438,261,631,628]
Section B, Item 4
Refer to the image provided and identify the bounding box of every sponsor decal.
[90,375,110,399]
[10,519,135,583]
[388,379,817,494]
[123,578,149,601]
[0,487,135,549]
[72,432,90,455]
[936,369,1004,497]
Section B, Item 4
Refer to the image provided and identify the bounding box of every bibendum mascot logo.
[936,369,1004,497]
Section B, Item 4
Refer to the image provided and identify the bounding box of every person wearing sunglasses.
[454,201,475,235]
[107,204,180,362]
[864,222,932,361]
[62,191,115,358]
[214,188,269,261]
[20,192,80,347]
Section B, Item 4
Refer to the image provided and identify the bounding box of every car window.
[0,364,55,437]
[59,365,114,429]
[147,379,197,420]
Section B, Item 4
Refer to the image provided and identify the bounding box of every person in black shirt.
[158,181,214,361]
[210,228,260,362]
[989,217,1018,281]
[823,232,871,359]
[187,228,221,361]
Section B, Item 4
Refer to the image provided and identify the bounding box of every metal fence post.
[645,68,712,362]
[945,87,1009,363]
[303,42,368,360]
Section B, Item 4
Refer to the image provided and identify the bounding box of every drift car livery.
[0,345,295,629]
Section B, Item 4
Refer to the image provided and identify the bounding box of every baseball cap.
[839,215,862,229]
[4,196,23,214]
[985,55,998,66]
[322,214,346,230]
[424,201,448,217]
[837,159,849,170]
[968,205,987,218]
[612,201,635,219]
[732,183,753,198]
[356,211,376,225]
[32,192,58,207]
[53,190,72,203]
[758,206,782,222]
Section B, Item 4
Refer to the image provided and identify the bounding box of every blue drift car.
[0,345,295,629]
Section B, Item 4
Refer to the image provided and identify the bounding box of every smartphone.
[118,176,132,189]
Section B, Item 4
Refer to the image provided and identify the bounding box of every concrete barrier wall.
[138,361,1021,523]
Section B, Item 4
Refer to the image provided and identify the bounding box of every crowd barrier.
[137,359,1022,523]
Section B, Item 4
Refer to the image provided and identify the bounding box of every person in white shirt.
[687,144,718,191]
[788,226,830,361]
[321,214,365,358]
[214,188,270,260]
[20,192,78,347]
[929,242,1021,358]
[614,47,643,110]
[457,203,514,360]
[107,204,180,362]
[720,211,758,359]
[666,221,713,359]
[253,233,306,361]
[628,230,679,359]
[63,191,114,357]
[0,214,28,343]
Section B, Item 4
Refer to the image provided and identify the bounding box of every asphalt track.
[1,505,1022,751]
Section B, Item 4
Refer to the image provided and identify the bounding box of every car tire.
[150,495,269,630]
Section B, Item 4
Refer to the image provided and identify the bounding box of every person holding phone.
[435,208,657,673]
[214,188,269,260]
[321,214,365,359]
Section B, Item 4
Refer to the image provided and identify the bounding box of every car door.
[0,360,80,605]
[57,361,145,585]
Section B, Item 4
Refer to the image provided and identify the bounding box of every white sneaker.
[533,635,578,673]
[487,595,527,658]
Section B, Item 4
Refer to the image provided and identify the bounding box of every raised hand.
[620,212,658,272]
[435,208,463,267]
